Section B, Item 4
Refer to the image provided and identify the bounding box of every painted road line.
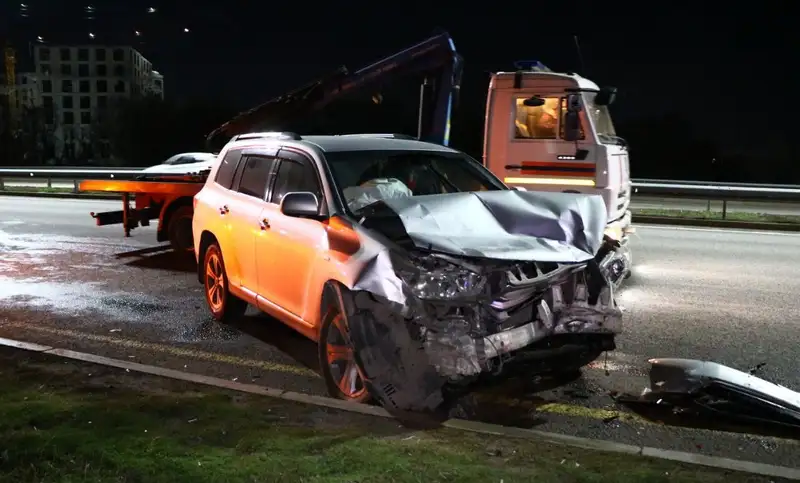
[0,321,648,425]
[1,336,798,480]
[1,322,317,377]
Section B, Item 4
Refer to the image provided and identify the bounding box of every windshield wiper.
[599,133,628,147]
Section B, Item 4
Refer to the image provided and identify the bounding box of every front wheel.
[202,243,248,322]
[318,305,371,404]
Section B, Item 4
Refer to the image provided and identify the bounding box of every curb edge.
[0,336,797,480]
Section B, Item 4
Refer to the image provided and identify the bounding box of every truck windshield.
[583,92,618,142]
[325,149,508,214]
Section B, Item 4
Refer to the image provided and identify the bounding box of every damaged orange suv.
[193,132,624,416]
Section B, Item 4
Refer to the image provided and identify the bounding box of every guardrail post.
[47,177,52,189]
[0,177,4,191]
[706,200,711,211]
[73,180,79,193]
[722,200,728,220]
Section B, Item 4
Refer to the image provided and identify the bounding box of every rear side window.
[270,158,321,205]
[235,155,275,200]
[214,150,242,189]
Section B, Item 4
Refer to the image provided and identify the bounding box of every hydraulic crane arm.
[206,32,463,150]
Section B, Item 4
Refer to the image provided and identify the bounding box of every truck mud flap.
[335,287,450,426]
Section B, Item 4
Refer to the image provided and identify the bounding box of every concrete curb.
[0,190,118,200]
[633,215,800,232]
[1,336,798,480]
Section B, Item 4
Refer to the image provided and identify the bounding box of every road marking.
[0,322,318,378]
[4,321,800,448]
[638,224,800,237]
[1,335,799,480]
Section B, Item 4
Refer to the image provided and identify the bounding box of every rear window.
[214,150,242,189]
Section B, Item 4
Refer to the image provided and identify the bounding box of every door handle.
[219,205,229,215]
[259,218,270,230]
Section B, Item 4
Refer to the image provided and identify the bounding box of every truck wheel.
[318,303,371,404]
[203,243,248,322]
[168,206,194,253]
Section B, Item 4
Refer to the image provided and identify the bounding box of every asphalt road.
[2,196,800,469]
[3,179,800,215]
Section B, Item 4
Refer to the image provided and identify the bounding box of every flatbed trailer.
[79,174,207,252]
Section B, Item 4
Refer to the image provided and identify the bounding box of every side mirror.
[563,111,581,142]
[280,191,320,218]
[523,96,545,107]
[566,93,582,113]
[595,86,617,106]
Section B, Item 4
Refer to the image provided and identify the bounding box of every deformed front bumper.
[425,282,623,378]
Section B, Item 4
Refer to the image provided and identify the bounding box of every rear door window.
[269,157,321,205]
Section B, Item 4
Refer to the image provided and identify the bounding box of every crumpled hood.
[373,190,608,263]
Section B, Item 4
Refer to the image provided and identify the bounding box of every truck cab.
[483,62,633,245]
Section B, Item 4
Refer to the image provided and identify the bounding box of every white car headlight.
[397,262,487,300]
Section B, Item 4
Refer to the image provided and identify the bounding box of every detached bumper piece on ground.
[634,358,800,431]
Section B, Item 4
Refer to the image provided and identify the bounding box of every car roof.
[300,135,457,153]
[227,134,458,154]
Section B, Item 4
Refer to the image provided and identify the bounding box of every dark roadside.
[0,346,787,483]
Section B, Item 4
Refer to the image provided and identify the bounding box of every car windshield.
[325,149,508,214]
[583,92,617,139]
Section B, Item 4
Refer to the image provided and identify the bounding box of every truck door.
[504,95,596,192]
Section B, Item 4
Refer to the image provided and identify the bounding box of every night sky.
[1,1,796,162]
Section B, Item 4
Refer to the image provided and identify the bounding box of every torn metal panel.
[646,358,800,427]
[370,190,608,263]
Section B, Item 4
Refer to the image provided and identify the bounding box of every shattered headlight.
[397,262,487,300]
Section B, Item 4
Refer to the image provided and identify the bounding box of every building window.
[96,64,107,76]
[40,64,51,76]
[114,80,126,93]
[80,111,91,125]
[43,96,54,123]
[63,111,74,124]
[78,64,89,77]
[61,80,73,93]
[95,48,106,61]
[113,64,125,76]
[97,96,107,108]
[96,80,107,92]
[60,64,72,76]
[78,48,89,61]
[39,48,50,61]
[112,48,124,62]
[60,48,71,61]
[79,80,90,93]
[63,96,73,109]
[80,96,91,109]
[42,80,52,93]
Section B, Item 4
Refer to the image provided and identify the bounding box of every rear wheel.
[318,305,371,403]
[203,243,248,322]
[168,205,194,253]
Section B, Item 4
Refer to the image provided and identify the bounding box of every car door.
[225,151,278,293]
[256,149,327,322]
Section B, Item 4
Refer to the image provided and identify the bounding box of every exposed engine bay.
[339,189,625,417]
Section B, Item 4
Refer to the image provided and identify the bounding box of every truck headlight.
[397,262,487,300]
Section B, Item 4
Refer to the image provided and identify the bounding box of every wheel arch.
[196,231,219,284]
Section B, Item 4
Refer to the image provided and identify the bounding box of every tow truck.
[78,32,632,285]
[79,31,464,252]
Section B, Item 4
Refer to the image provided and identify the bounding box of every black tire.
[318,303,372,404]
[168,205,195,253]
[202,243,248,322]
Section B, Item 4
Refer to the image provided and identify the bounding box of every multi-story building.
[32,44,164,131]
[15,72,43,110]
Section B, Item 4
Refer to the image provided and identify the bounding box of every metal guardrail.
[1,168,800,216]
